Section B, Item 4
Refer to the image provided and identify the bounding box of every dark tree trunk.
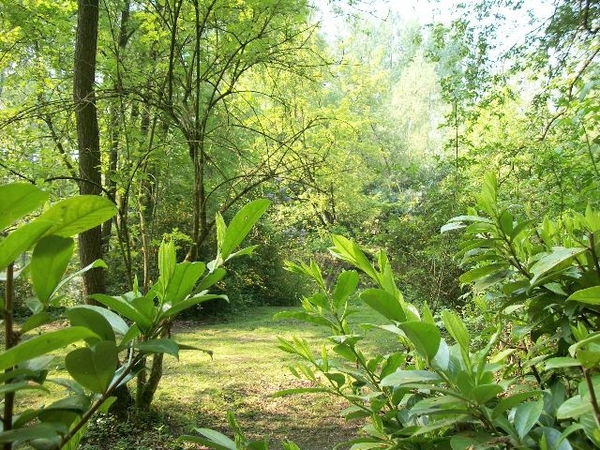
[74,0,134,416]
[74,0,104,300]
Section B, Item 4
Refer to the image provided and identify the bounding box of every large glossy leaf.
[38,195,117,237]
[219,199,270,261]
[136,339,179,358]
[158,239,176,286]
[65,341,119,394]
[274,310,337,329]
[0,423,61,446]
[0,327,99,372]
[196,267,226,291]
[398,321,441,361]
[330,235,380,282]
[381,370,442,386]
[529,247,587,286]
[31,235,73,303]
[470,384,504,404]
[163,262,206,304]
[0,381,46,396]
[68,305,129,336]
[53,259,107,300]
[514,399,544,439]
[545,357,581,370]
[533,427,573,450]
[566,286,600,305]
[162,293,226,319]
[91,293,153,332]
[360,288,406,322]
[0,219,54,271]
[180,428,236,450]
[459,263,508,284]
[66,307,116,342]
[557,395,593,419]
[492,391,545,419]
[333,270,359,310]
[0,183,48,231]
[20,312,53,334]
[441,310,470,354]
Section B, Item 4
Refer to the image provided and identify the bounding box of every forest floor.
[73,305,397,450]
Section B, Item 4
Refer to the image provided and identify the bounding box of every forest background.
[2,0,595,311]
[1,0,600,448]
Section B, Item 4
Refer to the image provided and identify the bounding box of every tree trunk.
[74,0,134,414]
[74,0,104,300]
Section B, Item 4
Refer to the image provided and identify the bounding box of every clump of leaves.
[190,172,600,450]
[0,182,269,449]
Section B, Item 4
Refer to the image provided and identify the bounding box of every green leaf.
[163,262,206,305]
[135,339,179,358]
[44,394,91,413]
[65,341,119,394]
[180,428,235,450]
[215,213,227,258]
[0,219,54,271]
[68,305,129,336]
[0,327,99,372]
[381,370,442,386]
[498,210,514,235]
[219,199,270,261]
[0,183,48,231]
[158,239,176,286]
[330,235,379,282]
[20,312,53,334]
[161,293,226,318]
[470,383,503,404]
[360,289,406,322]
[333,270,359,310]
[568,333,600,358]
[510,219,535,241]
[196,268,226,292]
[492,391,544,418]
[91,293,153,332]
[66,307,116,342]
[544,357,581,370]
[39,195,117,237]
[567,286,600,305]
[0,423,60,446]
[274,310,337,329]
[535,427,574,450]
[398,321,441,361]
[459,263,508,284]
[31,235,73,303]
[0,381,46,395]
[53,259,107,299]
[557,395,593,419]
[440,221,467,233]
[441,310,470,354]
[529,247,587,286]
[514,399,544,439]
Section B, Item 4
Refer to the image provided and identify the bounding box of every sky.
[314,0,555,52]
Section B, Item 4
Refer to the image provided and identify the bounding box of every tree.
[73,0,105,300]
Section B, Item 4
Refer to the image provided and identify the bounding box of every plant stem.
[3,262,15,450]
[583,367,600,427]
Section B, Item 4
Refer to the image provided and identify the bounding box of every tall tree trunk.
[74,0,105,300]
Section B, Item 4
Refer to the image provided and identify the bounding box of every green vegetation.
[2,0,600,448]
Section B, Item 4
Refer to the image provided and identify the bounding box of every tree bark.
[74,0,105,300]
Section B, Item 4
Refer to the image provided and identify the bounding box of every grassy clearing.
[19,305,399,450]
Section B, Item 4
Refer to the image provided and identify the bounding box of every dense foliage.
[2,0,600,448]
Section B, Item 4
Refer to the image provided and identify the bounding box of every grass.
[74,304,398,450]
